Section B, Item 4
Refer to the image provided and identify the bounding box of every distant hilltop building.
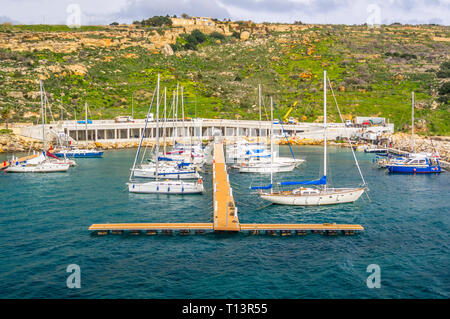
[171,17,215,27]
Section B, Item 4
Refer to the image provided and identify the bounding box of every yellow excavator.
[282,101,299,124]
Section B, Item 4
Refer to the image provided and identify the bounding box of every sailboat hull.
[6,162,70,173]
[238,163,296,173]
[128,181,204,194]
[132,168,201,179]
[386,165,441,174]
[260,188,365,206]
[53,150,103,158]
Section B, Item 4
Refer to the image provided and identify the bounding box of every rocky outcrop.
[0,133,41,153]
[391,132,450,161]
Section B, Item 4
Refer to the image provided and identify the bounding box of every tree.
[0,106,12,129]
[181,13,190,19]
[141,16,173,27]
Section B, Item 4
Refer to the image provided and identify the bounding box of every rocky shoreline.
[390,132,450,162]
[1,132,449,162]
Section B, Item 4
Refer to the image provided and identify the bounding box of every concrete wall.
[18,118,395,143]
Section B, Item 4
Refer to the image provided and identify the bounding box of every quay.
[19,118,394,144]
[89,137,364,236]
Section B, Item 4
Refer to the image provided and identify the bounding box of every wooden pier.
[89,140,364,236]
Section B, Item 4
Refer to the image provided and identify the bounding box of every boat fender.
[413,168,416,173]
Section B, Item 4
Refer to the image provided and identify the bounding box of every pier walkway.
[213,141,240,231]
[89,140,364,236]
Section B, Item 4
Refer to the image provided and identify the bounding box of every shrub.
[191,29,206,43]
[141,16,172,27]
[209,31,225,41]
[436,61,450,78]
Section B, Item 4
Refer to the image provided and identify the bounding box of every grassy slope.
[0,24,449,134]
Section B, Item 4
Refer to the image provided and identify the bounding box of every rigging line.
[261,94,269,121]
[129,86,157,182]
[273,102,296,160]
[255,203,273,211]
[327,76,368,190]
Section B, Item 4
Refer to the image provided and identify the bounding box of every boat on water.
[233,85,300,174]
[53,148,103,158]
[258,71,366,206]
[127,75,204,194]
[238,159,296,173]
[132,162,201,179]
[364,145,388,154]
[53,102,103,158]
[6,81,71,173]
[386,153,441,173]
[6,151,70,173]
[128,179,204,194]
[384,93,441,174]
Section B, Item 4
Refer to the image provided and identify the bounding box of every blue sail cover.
[177,162,191,168]
[250,184,273,190]
[158,157,173,161]
[280,176,327,186]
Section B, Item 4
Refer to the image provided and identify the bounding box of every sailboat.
[127,74,204,194]
[235,84,297,173]
[130,86,202,180]
[53,102,103,158]
[156,86,207,165]
[6,81,70,173]
[258,71,365,205]
[386,92,441,174]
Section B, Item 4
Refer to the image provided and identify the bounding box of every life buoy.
[197,178,203,184]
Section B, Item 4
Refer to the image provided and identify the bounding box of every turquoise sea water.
[0,146,448,299]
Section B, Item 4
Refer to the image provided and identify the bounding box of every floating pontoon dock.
[89,140,364,236]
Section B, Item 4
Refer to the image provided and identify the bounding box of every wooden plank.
[213,142,240,231]
[89,223,214,231]
[240,223,364,231]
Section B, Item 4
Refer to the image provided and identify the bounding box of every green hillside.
[0,23,449,134]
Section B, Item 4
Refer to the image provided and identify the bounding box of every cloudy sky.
[0,0,449,25]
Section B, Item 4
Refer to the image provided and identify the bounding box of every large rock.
[240,31,250,41]
[161,44,174,56]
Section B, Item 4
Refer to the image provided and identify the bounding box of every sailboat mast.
[323,70,327,186]
[175,83,179,142]
[155,74,160,181]
[181,86,185,144]
[172,90,176,148]
[40,80,46,155]
[258,84,261,146]
[163,87,167,155]
[85,101,88,148]
[270,96,274,193]
[412,91,415,153]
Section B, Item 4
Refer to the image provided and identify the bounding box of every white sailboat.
[127,74,204,194]
[236,85,297,173]
[7,81,70,173]
[259,71,365,205]
[131,86,202,180]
